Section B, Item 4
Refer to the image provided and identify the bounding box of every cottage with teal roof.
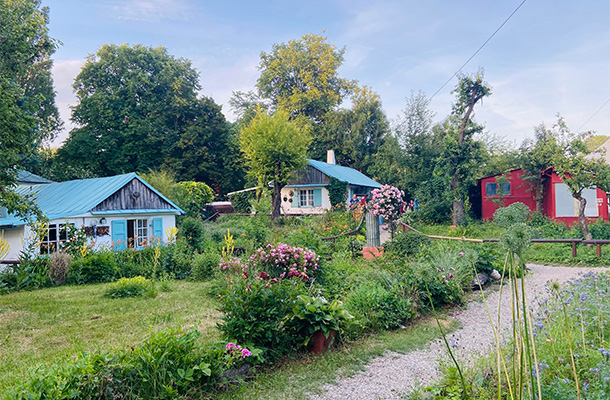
[0,172,183,260]
[281,150,382,215]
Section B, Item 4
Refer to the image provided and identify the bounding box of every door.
[111,220,127,251]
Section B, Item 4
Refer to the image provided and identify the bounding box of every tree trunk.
[576,195,592,241]
[450,173,465,225]
[271,181,283,222]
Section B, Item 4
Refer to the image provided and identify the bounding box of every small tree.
[553,117,610,240]
[519,123,562,213]
[445,70,491,225]
[239,109,311,221]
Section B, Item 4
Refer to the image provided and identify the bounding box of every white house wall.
[1,226,26,260]
[2,214,177,258]
[280,187,331,215]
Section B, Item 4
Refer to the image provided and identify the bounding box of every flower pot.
[310,329,336,355]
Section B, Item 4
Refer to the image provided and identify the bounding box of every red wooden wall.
[480,168,608,226]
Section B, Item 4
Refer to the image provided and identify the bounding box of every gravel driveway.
[309,264,607,400]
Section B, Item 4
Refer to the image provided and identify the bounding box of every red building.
[480,168,609,226]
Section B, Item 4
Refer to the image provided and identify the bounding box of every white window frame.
[135,218,148,247]
[299,189,314,207]
[40,223,72,254]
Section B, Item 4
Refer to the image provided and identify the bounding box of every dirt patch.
[0,310,26,324]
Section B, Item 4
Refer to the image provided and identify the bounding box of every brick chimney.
[326,149,336,165]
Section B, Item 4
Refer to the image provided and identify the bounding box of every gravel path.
[309,264,607,400]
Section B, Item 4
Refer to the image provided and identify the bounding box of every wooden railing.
[398,221,610,259]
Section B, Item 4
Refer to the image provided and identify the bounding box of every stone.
[490,269,502,281]
[471,272,490,290]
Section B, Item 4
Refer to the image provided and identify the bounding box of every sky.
[46,0,610,149]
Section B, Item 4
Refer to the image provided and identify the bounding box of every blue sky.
[47,0,610,148]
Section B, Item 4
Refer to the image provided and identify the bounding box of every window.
[485,182,511,196]
[127,218,149,247]
[136,218,148,247]
[485,183,497,196]
[299,189,314,207]
[40,223,72,254]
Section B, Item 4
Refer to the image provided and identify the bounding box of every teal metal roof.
[0,173,183,227]
[17,170,54,184]
[305,159,381,188]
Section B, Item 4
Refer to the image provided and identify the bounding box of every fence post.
[365,211,380,247]
[597,243,602,258]
[572,242,577,258]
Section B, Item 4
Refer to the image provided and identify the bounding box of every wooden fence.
[399,221,610,259]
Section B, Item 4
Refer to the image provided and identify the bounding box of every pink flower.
[226,343,237,350]
[242,348,252,358]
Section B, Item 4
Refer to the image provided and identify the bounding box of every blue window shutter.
[152,218,163,243]
[291,191,299,207]
[313,189,322,207]
[111,220,127,251]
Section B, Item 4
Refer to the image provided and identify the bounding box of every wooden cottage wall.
[92,179,174,211]
[287,165,329,185]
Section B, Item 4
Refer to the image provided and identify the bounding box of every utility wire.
[429,0,528,101]
[576,96,610,132]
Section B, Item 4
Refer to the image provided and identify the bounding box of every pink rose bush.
[248,243,319,281]
[368,184,405,222]
[219,243,319,282]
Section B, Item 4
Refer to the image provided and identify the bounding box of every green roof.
[0,173,183,227]
[304,159,381,188]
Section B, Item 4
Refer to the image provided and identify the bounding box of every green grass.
[0,280,220,391]
[215,317,461,400]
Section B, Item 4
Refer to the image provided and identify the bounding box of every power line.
[428,0,528,101]
[577,96,610,132]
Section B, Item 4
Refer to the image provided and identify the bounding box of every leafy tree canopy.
[57,44,242,194]
[239,108,311,220]
[0,0,60,220]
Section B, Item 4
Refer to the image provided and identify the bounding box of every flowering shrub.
[368,185,405,222]
[218,277,305,359]
[248,243,320,281]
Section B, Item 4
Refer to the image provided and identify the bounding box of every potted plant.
[290,295,352,354]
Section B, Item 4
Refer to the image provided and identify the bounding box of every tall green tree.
[0,0,60,219]
[443,71,491,225]
[233,34,357,162]
[58,44,241,193]
[553,117,610,240]
[239,109,311,221]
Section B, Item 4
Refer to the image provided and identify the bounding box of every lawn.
[0,281,220,391]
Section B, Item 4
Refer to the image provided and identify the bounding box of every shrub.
[66,251,117,284]
[49,252,71,286]
[191,251,220,281]
[218,277,305,359]
[385,231,431,257]
[290,295,352,346]
[247,243,320,280]
[0,257,50,294]
[105,276,155,298]
[168,239,194,279]
[242,215,271,249]
[345,281,414,336]
[493,202,531,228]
[588,218,610,240]
[179,217,205,250]
[8,329,217,399]
[229,190,256,213]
